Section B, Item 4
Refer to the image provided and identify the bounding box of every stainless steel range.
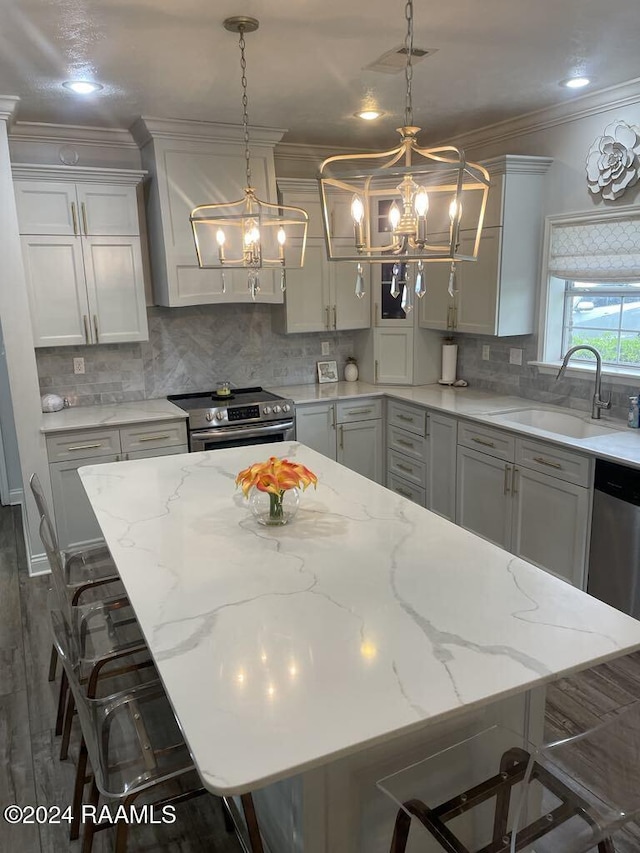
[167,387,295,452]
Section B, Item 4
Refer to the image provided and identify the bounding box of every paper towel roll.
[441,344,458,384]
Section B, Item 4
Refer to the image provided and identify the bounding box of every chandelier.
[318,0,490,306]
[190,17,308,299]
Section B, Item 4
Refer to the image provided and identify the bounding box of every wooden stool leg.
[70,738,89,840]
[241,793,265,853]
[59,691,75,760]
[389,807,412,853]
[598,840,616,853]
[48,644,58,681]
[81,778,99,853]
[55,669,68,736]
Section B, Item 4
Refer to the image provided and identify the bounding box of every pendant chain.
[404,0,414,128]
[238,28,252,187]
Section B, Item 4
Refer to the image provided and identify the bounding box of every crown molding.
[275,141,372,163]
[481,154,554,176]
[0,96,20,125]
[9,120,138,149]
[276,177,319,192]
[11,163,147,184]
[130,116,286,148]
[439,77,640,153]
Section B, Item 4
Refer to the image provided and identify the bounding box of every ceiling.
[2,0,640,148]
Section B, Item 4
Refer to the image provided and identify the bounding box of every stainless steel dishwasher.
[588,459,640,618]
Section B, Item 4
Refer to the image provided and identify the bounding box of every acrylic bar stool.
[377,706,640,853]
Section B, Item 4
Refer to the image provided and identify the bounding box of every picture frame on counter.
[317,360,338,384]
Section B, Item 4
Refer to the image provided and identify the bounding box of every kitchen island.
[79,442,640,852]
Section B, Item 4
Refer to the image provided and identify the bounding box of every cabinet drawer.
[387,449,426,487]
[515,438,592,487]
[386,472,426,507]
[336,398,382,423]
[457,421,515,462]
[387,424,428,462]
[46,428,121,462]
[387,400,426,436]
[120,420,188,453]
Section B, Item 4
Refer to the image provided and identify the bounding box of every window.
[541,212,640,373]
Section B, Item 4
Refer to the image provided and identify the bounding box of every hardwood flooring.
[2,502,640,852]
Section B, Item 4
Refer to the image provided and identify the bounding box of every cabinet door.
[456,446,512,550]
[511,466,589,588]
[76,184,140,236]
[21,236,90,347]
[49,455,120,550]
[428,413,457,522]
[127,445,188,460]
[295,404,337,460]
[280,239,328,333]
[331,255,371,331]
[455,229,501,335]
[374,328,413,384]
[83,236,149,344]
[419,245,454,331]
[337,419,383,484]
[14,181,78,235]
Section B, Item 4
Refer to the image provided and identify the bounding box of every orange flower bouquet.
[236,456,318,525]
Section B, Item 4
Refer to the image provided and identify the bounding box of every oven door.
[189,420,295,452]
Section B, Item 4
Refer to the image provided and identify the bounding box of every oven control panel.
[228,405,260,422]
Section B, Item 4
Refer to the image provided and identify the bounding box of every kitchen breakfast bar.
[78,443,640,853]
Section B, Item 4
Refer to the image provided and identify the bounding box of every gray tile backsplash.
[36,305,357,406]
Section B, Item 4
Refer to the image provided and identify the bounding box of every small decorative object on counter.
[344,357,359,383]
[41,394,65,413]
[236,456,318,526]
[628,396,640,429]
[216,380,232,397]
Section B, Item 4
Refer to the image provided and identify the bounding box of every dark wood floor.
[2,503,640,852]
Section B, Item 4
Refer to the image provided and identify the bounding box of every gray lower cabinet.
[427,412,457,522]
[47,420,187,550]
[385,400,427,506]
[295,403,337,460]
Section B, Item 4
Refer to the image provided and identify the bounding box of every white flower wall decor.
[586,120,640,201]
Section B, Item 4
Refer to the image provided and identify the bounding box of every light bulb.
[216,229,225,246]
[351,195,365,224]
[449,198,462,222]
[414,188,429,217]
[388,202,401,230]
[245,225,260,246]
[277,226,286,246]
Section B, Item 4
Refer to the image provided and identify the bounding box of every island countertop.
[79,442,640,796]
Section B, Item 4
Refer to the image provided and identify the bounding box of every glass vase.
[249,487,300,526]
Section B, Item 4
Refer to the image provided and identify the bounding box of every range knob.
[205,412,214,422]
[273,404,282,414]
[263,406,272,415]
[215,411,225,421]
[282,403,291,413]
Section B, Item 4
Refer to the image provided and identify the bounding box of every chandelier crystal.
[190,17,308,299]
[318,0,490,299]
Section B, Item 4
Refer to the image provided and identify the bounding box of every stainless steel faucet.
[556,345,611,419]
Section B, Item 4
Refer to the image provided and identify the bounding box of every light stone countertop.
[272,381,640,469]
[79,442,640,795]
[40,398,187,434]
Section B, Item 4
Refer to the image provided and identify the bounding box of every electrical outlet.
[482,345,490,361]
[321,341,330,356]
[509,348,523,366]
[73,357,85,375]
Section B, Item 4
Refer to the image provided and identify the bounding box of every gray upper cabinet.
[131,118,285,307]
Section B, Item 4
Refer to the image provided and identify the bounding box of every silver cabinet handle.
[374,303,379,327]
[67,443,102,451]
[472,436,496,448]
[533,456,562,470]
[339,424,344,450]
[332,305,337,330]
[453,302,458,329]
[446,305,453,330]
[397,413,414,423]
[504,464,511,495]
[374,360,379,382]
[397,462,413,474]
[83,314,90,344]
[512,466,519,495]
[396,438,413,448]
[81,201,88,235]
[138,434,171,442]
[329,406,335,429]
[346,408,372,416]
[93,314,99,344]
[71,201,78,236]
[325,306,330,330]
[330,210,335,238]
[395,486,412,498]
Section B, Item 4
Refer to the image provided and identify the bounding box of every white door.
[331,253,371,331]
[21,236,90,347]
[14,181,78,235]
[427,413,457,522]
[295,404,337,460]
[511,466,590,588]
[374,328,413,384]
[83,236,148,344]
[281,239,328,333]
[76,184,140,236]
[455,229,501,335]
[456,446,512,550]
[337,419,383,484]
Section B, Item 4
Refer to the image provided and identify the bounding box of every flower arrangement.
[236,456,318,524]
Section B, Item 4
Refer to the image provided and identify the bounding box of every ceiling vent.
[365,45,437,74]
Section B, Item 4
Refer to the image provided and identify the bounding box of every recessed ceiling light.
[560,77,591,90]
[62,81,103,95]
[355,109,384,121]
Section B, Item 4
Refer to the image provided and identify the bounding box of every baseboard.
[28,551,51,576]
[9,487,23,506]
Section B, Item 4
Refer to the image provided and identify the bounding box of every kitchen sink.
[485,407,620,439]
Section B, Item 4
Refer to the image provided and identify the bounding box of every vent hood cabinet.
[131,118,285,307]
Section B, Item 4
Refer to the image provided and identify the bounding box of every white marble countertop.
[79,442,640,796]
[40,398,187,434]
[272,381,640,469]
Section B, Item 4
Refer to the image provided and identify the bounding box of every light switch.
[321,341,330,356]
[482,345,490,361]
[73,357,85,374]
[509,348,523,366]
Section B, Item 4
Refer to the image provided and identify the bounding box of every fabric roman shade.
[548,214,640,281]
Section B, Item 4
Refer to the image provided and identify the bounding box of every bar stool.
[378,706,640,853]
